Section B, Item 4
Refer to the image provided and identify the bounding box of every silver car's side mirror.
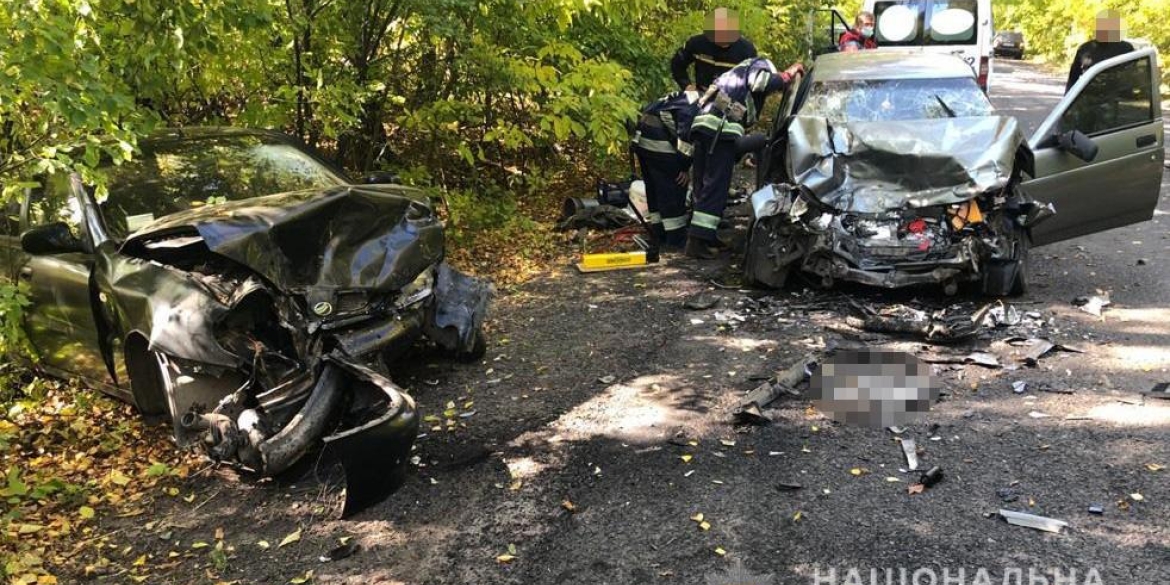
[1058,130,1099,163]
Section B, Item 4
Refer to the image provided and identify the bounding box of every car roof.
[811,51,976,82]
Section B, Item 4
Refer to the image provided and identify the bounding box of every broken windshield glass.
[800,78,992,124]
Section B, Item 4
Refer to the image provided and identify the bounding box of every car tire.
[125,341,174,425]
[455,327,487,362]
[1009,230,1030,297]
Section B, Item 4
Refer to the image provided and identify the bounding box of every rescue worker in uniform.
[686,57,804,259]
[671,7,758,91]
[838,11,878,52]
[632,91,701,249]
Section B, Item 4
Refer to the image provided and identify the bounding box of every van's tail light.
[977,57,990,91]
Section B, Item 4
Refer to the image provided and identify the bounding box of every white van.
[859,0,995,91]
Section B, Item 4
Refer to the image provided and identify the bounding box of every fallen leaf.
[561,500,576,513]
[79,506,95,520]
[792,511,803,523]
[278,528,302,548]
[713,547,726,556]
[679,455,693,464]
[497,554,516,563]
[191,542,210,549]
[690,513,704,522]
[699,521,711,531]
[850,468,869,477]
[1131,493,1145,502]
[907,484,926,495]
[256,540,270,549]
[289,570,314,584]
[719,439,736,447]
[885,477,901,483]
[215,527,224,540]
[1146,463,1165,472]
[108,469,131,486]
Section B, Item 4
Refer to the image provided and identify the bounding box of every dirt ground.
[70,61,1170,585]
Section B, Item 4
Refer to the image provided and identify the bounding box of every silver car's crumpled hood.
[787,115,1027,213]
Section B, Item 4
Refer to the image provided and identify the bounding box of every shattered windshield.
[799,77,993,124]
[97,135,347,240]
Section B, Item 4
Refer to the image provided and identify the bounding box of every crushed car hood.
[123,185,444,292]
[788,115,1028,213]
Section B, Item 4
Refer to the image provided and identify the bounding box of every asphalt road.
[98,60,1170,585]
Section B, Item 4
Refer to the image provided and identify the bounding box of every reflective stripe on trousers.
[688,131,737,242]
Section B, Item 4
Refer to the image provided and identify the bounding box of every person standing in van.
[671,8,758,91]
[1066,10,1133,91]
[839,11,878,52]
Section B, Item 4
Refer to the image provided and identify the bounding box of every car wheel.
[743,219,796,289]
[125,339,173,424]
[1009,230,1030,297]
[456,327,487,362]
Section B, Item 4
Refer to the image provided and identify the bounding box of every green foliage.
[998,0,1170,93]
[0,285,31,360]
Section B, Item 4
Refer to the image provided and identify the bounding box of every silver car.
[746,49,1164,295]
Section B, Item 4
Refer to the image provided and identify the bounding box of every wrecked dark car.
[0,128,490,514]
[747,49,1164,295]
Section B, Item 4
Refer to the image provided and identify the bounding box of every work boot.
[685,237,718,260]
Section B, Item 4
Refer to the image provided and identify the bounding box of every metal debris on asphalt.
[999,509,1069,533]
[853,302,992,343]
[996,487,1020,503]
[1072,294,1111,317]
[1141,382,1170,400]
[899,438,919,471]
[735,352,817,417]
[320,541,361,562]
[734,402,771,425]
[921,351,1001,369]
[683,294,721,311]
[918,466,944,488]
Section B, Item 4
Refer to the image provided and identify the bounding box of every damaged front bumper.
[745,184,1052,295]
[164,262,489,515]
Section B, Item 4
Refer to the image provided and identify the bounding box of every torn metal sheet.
[856,303,991,343]
[899,438,919,471]
[999,509,1069,533]
[1142,382,1170,400]
[787,116,1028,213]
[124,185,445,300]
[1073,294,1112,317]
[920,351,1001,368]
[994,337,1083,366]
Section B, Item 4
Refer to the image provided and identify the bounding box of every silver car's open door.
[1022,47,1164,246]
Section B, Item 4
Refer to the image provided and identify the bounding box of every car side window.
[27,174,88,241]
[1060,56,1154,137]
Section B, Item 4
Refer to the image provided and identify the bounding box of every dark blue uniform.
[689,58,793,247]
[632,92,700,248]
[671,35,758,91]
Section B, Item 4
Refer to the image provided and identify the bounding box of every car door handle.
[1136,134,1156,148]
[18,267,33,280]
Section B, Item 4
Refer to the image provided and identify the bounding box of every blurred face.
[1095,14,1123,42]
[705,8,741,46]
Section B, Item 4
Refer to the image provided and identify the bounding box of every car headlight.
[396,269,434,309]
